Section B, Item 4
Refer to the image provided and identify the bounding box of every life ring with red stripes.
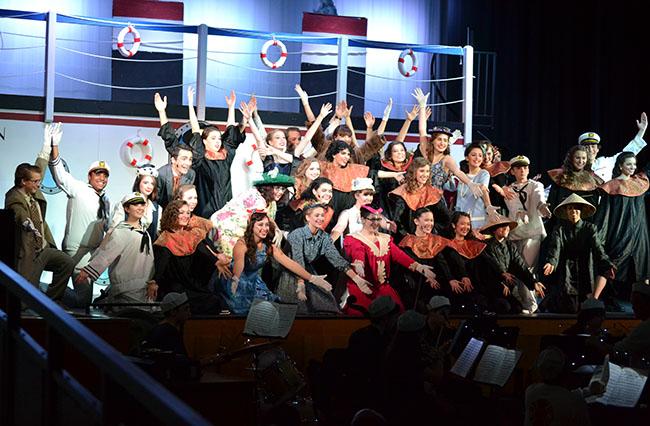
[260,39,287,69]
[121,137,153,168]
[398,49,418,77]
[117,25,141,58]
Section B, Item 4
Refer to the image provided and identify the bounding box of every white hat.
[578,132,601,145]
[136,164,159,178]
[351,177,375,192]
[88,160,111,176]
[121,192,146,206]
[509,155,530,167]
[427,296,451,311]
[161,292,189,313]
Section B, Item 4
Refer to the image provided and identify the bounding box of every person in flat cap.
[480,215,546,314]
[541,194,615,313]
[75,192,156,308]
[46,123,111,307]
[578,112,647,182]
[563,298,607,336]
[609,279,650,366]
[498,155,551,270]
[210,169,295,256]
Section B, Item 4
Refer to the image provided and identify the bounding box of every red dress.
[343,232,415,316]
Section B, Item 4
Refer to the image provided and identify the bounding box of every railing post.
[0,290,21,426]
[462,45,474,145]
[44,10,57,123]
[196,24,208,121]
[336,36,349,104]
[44,327,64,426]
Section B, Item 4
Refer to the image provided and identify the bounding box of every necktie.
[172,175,181,195]
[97,192,107,220]
[513,183,529,211]
[29,198,44,250]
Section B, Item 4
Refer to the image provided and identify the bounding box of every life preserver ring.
[260,39,288,69]
[398,49,418,77]
[121,137,153,167]
[117,25,141,58]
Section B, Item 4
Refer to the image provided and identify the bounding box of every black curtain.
[444,0,650,175]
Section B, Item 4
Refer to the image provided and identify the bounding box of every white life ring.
[260,39,288,69]
[398,49,418,77]
[121,137,153,168]
[117,25,141,58]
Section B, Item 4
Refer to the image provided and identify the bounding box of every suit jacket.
[156,163,195,209]
[4,157,57,275]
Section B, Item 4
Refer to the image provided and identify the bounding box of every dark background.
[441,0,650,175]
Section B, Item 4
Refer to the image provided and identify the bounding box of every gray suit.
[156,163,195,209]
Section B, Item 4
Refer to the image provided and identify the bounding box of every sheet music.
[450,337,484,378]
[473,345,522,387]
[244,299,298,338]
[591,362,647,408]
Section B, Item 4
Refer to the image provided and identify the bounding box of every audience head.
[427,295,451,320]
[266,129,288,152]
[87,161,110,192]
[325,139,351,166]
[577,298,606,331]
[428,126,452,155]
[173,184,198,213]
[351,408,387,426]
[397,310,426,333]
[631,279,650,320]
[170,145,193,176]
[535,346,566,384]
[201,126,222,153]
[612,151,636,179]
[405,157,431,192]
[161,292,191,321]
[132,165,159,202]
[301,177,333,205]
[160,199,191,232]
[383,140,410,165]
[14,163,42,194]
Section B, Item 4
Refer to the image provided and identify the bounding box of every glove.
[309,274,332,291]
[382,98,393,121]
[272,230,283,247]
[352,275,373,294]
[39,123,53,159]
[231,276,240,295]
[538,204,552,218]
[51,122,63,147]
[469,182,483,198]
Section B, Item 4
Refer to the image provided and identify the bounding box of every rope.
[347,92,464,107]
[56,45,197,62]
[0,45,44,50]
[206,82,337,100]
[207,56,338,74]
[347,68,464,83]
[56,72,196,91]
[0,30,44,39]
[0,70,44,78]
[0,11,44,19]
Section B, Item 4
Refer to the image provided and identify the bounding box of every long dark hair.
[300,177,334,202]
[242,212,275,265]
[445,211,472,239]
[132,174,158,202]
[383,140,412,165]
[612,151,636,179]
[325,140,351,162]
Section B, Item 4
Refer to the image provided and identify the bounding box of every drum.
[256,348,305,405]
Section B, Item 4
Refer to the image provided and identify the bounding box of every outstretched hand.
[154,92,167,111]
[225,90,236,108]
[406,105,420,121]
[363,111,376,129]
[319,103,333,118]
[637,112,648,132]
[187,86,195,105]
[411,88,430,107]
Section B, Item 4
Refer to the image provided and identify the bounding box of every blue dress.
[219,244,278,314]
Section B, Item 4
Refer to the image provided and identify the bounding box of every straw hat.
[553,193,596,220]
[479,215,518,235]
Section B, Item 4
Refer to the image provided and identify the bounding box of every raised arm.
[295,84,316,122]
[48,123,84,196]
[224,90,237,128]
[377,98,392,136]
[344,104,358,147]
[363,111,376,143]
[396,105,419,143]
[249,95,267,138]
[187,86,200,134]
[294,103,332,157]
[412,88,430,145]
[154,92,168,126]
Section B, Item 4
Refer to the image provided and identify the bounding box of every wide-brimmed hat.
[479,215,518,235]
[161,292,189,313]
[509,155,530,167]
[252,170,295,187]
[578,132,601,145]
[553,193,596,220]
[88,160,111,176]
[428,126,453,138]
[351,177,375,192]
[121,192,146,206]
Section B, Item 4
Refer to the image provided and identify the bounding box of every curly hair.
[404,157,431,193]
[427,131,451,157]
[160,199,188,232]
[612,151,636,179]
[132,174,158,202]
[559,145,593,187]
[243,212,275,265]
[325,139,351,162]
[383,140,412,166]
